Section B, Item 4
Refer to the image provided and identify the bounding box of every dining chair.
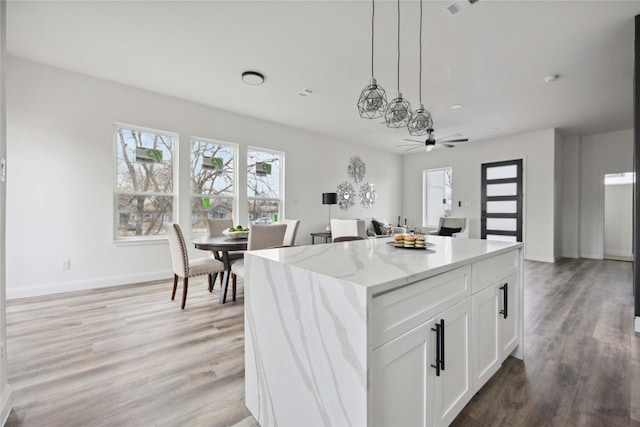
[230,223,287,301]
[164,222,225,309]
[330,219,367,240]
[280,219,300,246]
[332,236,365,242]
[206,218,244,290]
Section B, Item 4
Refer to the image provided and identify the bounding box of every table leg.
[219,251,231,304]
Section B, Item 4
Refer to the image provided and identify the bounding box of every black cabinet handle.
[431,319,445,376]
[430,321,443,377]
[440,319,445,371]
[500,283,508,319]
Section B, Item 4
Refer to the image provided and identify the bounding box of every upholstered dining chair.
[330,219,367,240]
[165,222,225,309]
[206,218,244,289]
[230,223,287,301]
[280,219,300,247]
[332,236,365,242]
[428,217,468,238]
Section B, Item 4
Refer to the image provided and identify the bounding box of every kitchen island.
[244,236,523,426]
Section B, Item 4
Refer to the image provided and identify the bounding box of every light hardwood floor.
[4,259,639,426]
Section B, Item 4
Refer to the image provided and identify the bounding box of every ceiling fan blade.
[439,138,468,143]
[396,143,423,147]
[442,144,457,148]
[434,133,462,142]
[402,138,424,143]
[405,145,424,151]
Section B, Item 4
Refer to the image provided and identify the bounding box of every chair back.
[247,224,288,251]
[330,219,367,240]
[207,218,233,236]
[280,219,300,246]
[438,217,468,237]
[164,222,189,277]
[333,236,364,243]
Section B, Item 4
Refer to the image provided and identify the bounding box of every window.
[247,147,283,223]
[191,138,236,235]
[423,167,452,228]
[115,124,176,239]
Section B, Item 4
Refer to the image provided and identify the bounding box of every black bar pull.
[439,319,445,371]
[430,323,441,377]
[500,283,508,319]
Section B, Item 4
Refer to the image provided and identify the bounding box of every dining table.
[192,235,247,303]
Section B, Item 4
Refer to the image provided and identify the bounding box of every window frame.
[190,136,238,236]
[113,123,178,243]
[246,146,284,223]
[422,167,453,229]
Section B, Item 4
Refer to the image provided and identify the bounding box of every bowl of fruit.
[222,225,250,239]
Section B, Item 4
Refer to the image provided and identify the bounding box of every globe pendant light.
[385,0,412,128]
[357,0,387,119]
[408,0,433,136]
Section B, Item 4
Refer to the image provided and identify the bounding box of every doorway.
[481,159,523,242]
[603,172,634,261]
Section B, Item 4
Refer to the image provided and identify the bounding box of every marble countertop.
[249,236,522,295]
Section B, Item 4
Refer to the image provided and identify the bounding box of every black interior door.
[481,159,523,242]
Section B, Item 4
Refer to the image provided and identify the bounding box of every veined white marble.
[244,236,522,426]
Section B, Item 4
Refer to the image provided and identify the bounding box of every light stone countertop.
[249,236,522,296]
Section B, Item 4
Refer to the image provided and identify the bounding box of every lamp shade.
[322,192,338,205]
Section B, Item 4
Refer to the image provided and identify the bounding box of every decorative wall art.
[347,156,366,183]
[336,181,356,210]
[359,182,377,208]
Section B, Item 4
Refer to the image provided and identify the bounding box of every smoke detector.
[445,0,480,16]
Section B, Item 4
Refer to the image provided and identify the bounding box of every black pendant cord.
[371,0,375,78]
[418,0,423,106]
[396,0,400,93]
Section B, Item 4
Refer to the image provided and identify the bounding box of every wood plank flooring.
[3,258,639,426]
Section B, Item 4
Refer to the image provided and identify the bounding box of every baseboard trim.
[524,255,557,263]
[635,317,640,334]
[562,252,579,259]
[7,270,173,300]
[579,253,602,260]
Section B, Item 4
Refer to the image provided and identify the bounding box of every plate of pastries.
[389,234,434,249]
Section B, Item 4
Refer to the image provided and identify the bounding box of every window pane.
[247,149,281,198]
[486,218,517,231]
[248,199,280,223]
[486,201,517,214]
[486,234,518,242]
[424,168,452,227]
[191,139,234,197]
[191,197,233,235]
[117,195,173,237]
[486,165,517,180]
[486,183,517,197]
[116,127,174,193]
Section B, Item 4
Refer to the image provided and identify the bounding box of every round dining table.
[192,235,247,303]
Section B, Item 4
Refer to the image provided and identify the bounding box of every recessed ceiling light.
[242,71,265,85]
[450,104,463,110]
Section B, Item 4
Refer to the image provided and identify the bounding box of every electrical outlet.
[60,259,70,270]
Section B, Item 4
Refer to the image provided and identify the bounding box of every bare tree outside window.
[191,139,235,234]
[247,148,282,223]
[115,125,175,239]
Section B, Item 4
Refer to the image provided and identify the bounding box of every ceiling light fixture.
[357,0,388,119]
[451,104,464,109]
[407,0,433,136]
[385,0,412,128]
[544,74,559,83]
[242,71,265,85]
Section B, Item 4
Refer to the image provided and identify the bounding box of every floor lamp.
[322,192,337,232]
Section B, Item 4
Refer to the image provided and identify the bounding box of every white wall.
[6,57,403,298]
[604,183,633,260]
[402,129,559,262]
[563,129,634,259]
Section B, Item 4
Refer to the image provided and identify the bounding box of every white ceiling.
[6,0,640,153]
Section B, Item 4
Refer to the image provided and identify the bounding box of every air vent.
[445,0,480,16]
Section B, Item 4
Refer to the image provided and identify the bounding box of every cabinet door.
[433,298,473,427]
[371,321,434,427]
[472,284,500,392]
[499,273,519,361]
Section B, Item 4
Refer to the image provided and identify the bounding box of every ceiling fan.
[396,131,469,152]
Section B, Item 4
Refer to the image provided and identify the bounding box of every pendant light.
[357,0,388,119]
[385,0,412,128]
[407,0,433,136]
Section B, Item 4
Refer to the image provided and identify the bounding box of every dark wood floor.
[3,258,639,426]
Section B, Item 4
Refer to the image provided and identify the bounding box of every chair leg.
[181,277,189,310]
[209,273,215,292]
[232,273,237,302]
[172,274,178,301]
